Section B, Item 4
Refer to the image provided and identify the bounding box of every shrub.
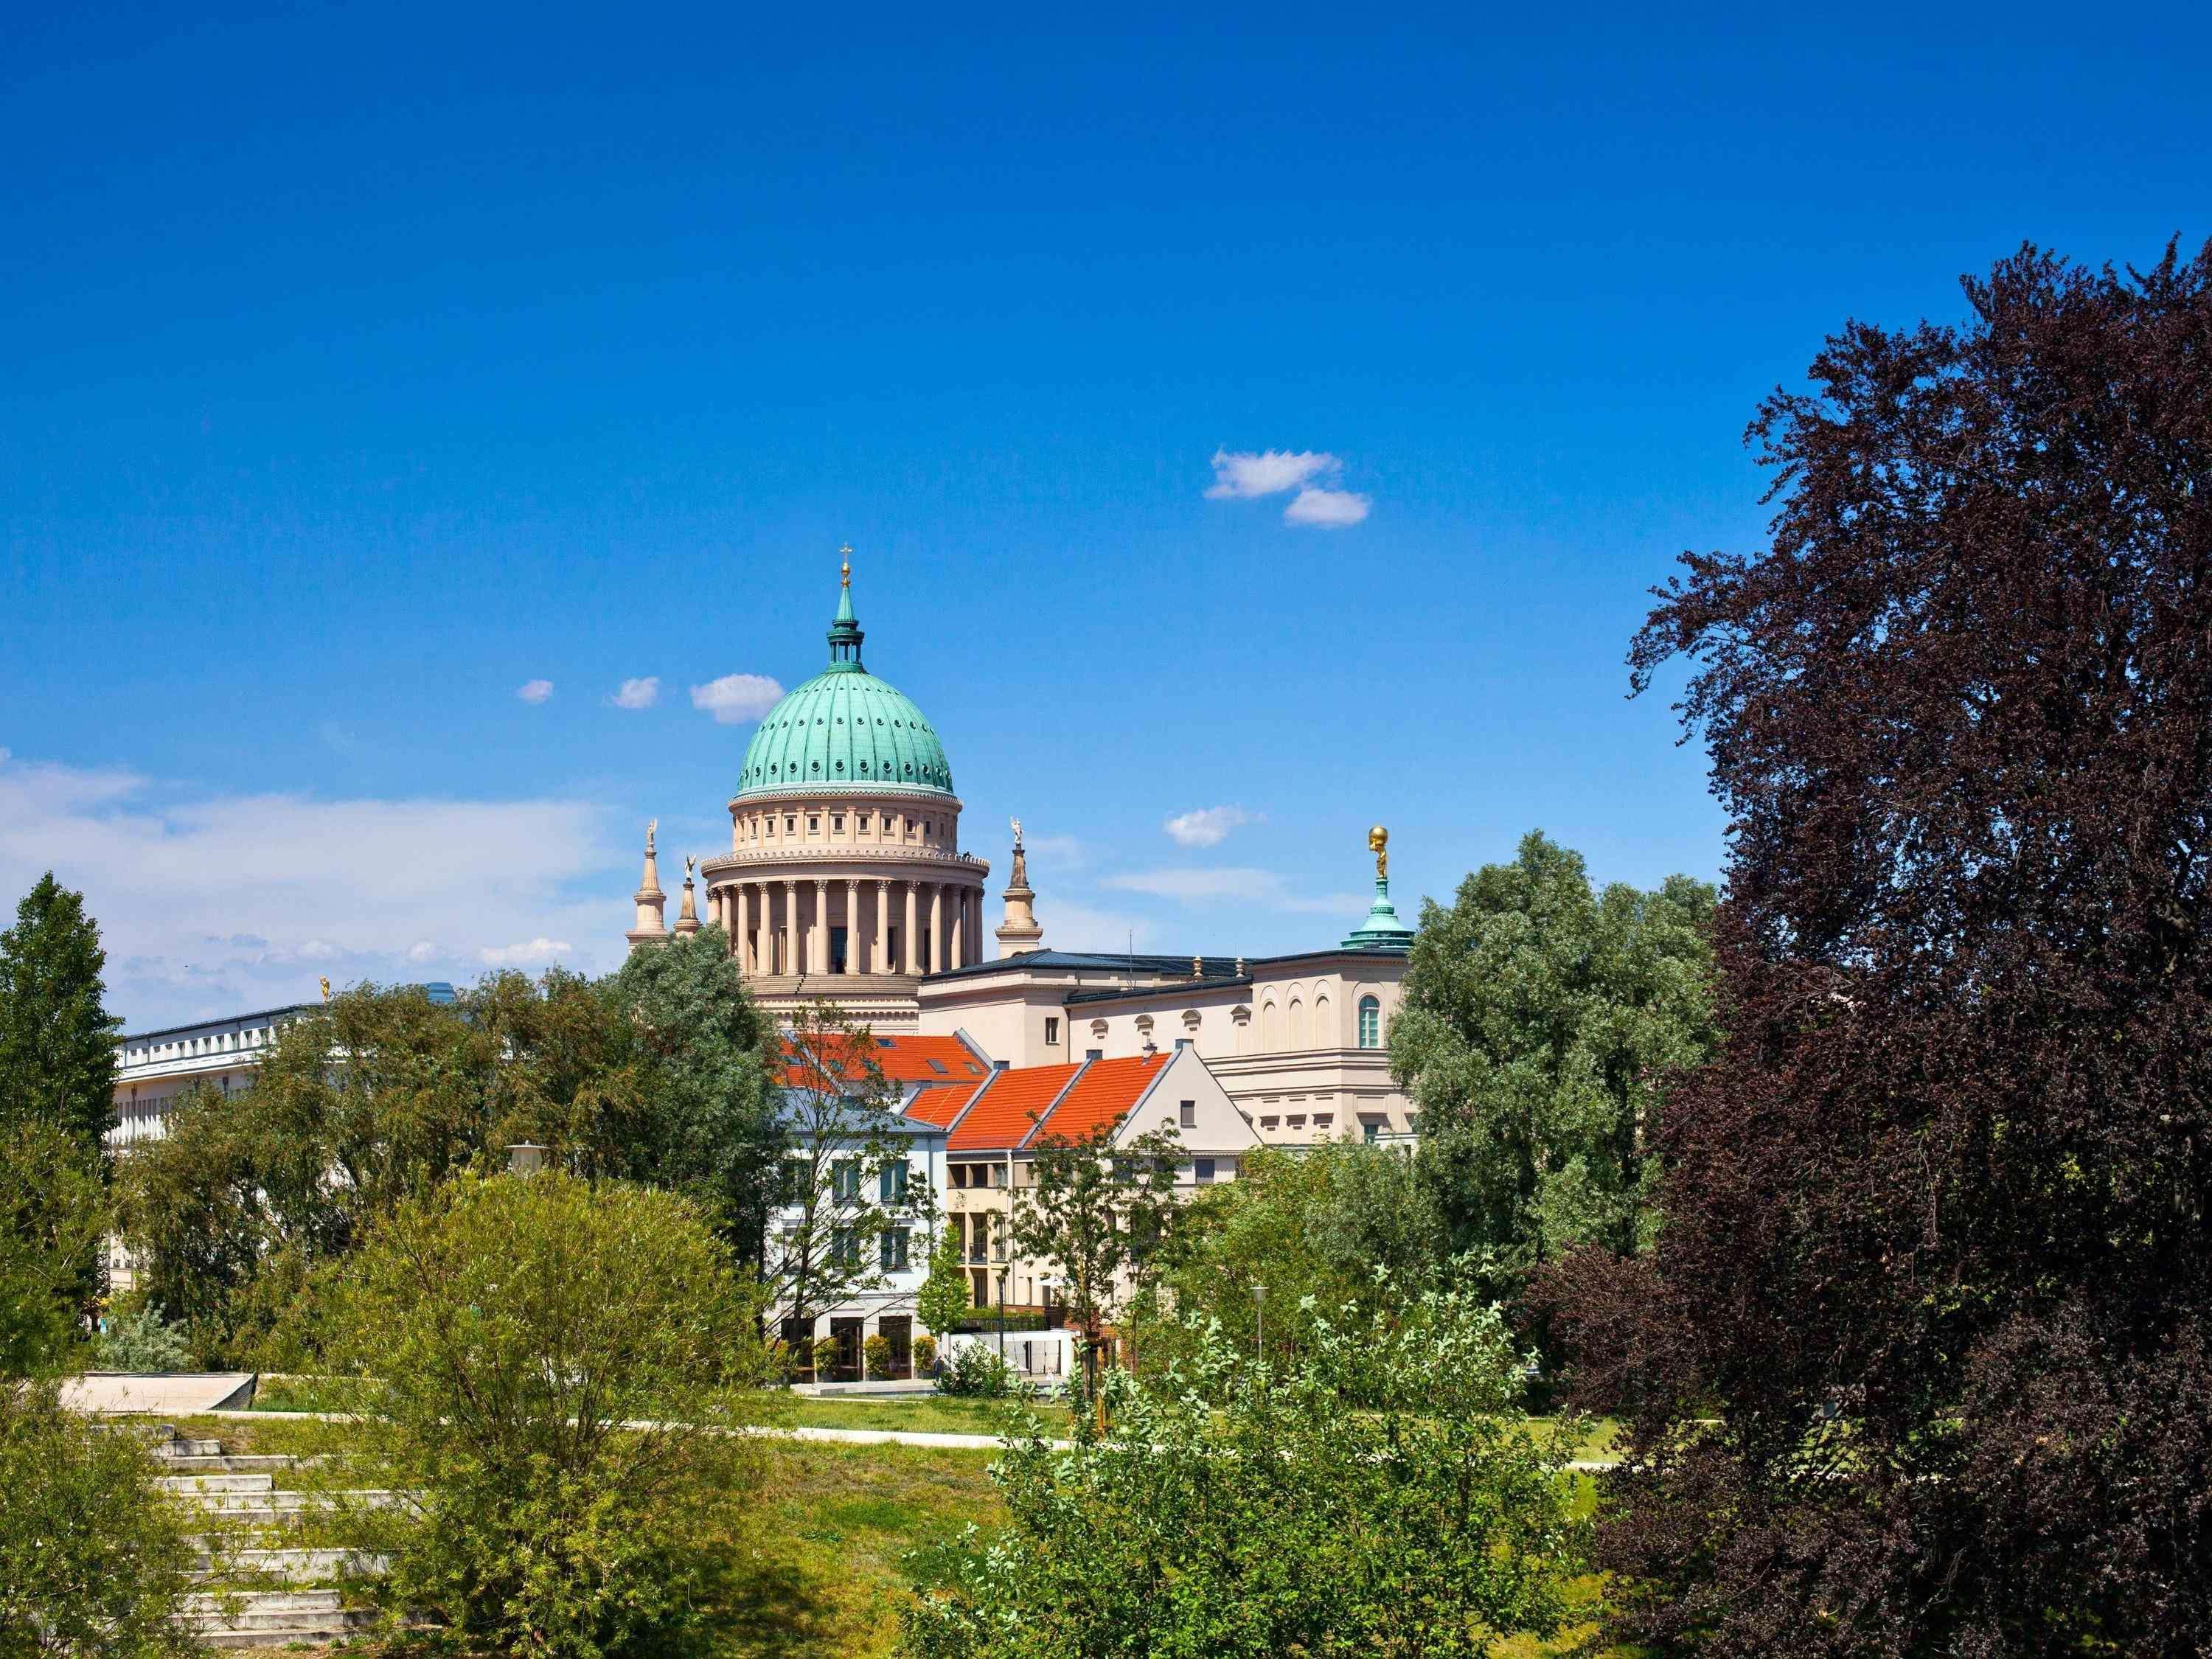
[864,1332,894,1378]
[0,1380,196,1657]
[936,1342,1020,1399]
[316,1170,771,1658]
[901,1282,1583,1658]
[94,1301,195,1374]
[912,1332,938,1374]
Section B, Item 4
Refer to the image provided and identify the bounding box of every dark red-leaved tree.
[1542,241,2212,1657]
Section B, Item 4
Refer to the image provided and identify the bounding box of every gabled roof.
[1027,1051,1169,1144]
[945,1060,1082,1152]
[904,1077,990,1129]
[781,1031,989,1090]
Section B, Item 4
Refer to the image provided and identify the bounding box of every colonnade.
[713,877,984,976]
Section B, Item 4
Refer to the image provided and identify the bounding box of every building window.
[1288,1114,1306,1130]
[1362,1119,1382,1145]
[858,815,870,832]
[880,1227,911,1272]
[1357,995,1382,1048]
[1194,1158,1216,1184]
[1045,1017,1060,1046]
[832,1226,859,1268]
[831,1160,861,1202]
[1178,1099,1196,1130]
[832,814,845,833]
[785,815,796,835]
[808,815,820,834]
[879,1161,908,1203]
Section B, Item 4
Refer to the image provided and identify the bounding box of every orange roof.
[1029,1052,1169,1145]
[782,1032,989,1090]
[904,1077,989,1129]
[945,1060,1083,1152]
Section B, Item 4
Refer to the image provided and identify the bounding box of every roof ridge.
[1018,1055,1101,1150]
[939,1065,1001,1140]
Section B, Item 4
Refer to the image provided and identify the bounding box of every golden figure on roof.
[1368,824,1388,880]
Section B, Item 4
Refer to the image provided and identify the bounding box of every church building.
[625,558,1425,1141]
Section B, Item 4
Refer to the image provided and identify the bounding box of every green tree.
[316,1169,769,1658]
[768,1001,919,1372]
[1138,1140,1447,1371]
[1389,831,1716,1277]
[0,873,121,1158]
[0,1380,195,1658]
[1010,1122,1180,1401]
[917,1219,973,1338]
[0,1121,106,1377]
[900,1280,1582,1658]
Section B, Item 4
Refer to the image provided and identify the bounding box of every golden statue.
[1368,824,1388,880]
[318,975,331,1003]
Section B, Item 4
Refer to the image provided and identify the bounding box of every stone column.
[844,879,860,973]
[929,885,945,975]
[905,882,920,974]
[950,890,965,970]
[706,886,723,930]
[876,880,891,973]
[783,880,798,975]
[812,879,827,976]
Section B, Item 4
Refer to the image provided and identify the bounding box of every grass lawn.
[771,1391,1074,1438]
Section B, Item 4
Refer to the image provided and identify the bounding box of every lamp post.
[1253,1283,1267,1362]
[506,1143,547,1177]
[996,1268,1009,1362]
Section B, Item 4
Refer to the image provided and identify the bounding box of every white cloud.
[1102,866,1366,916]
[0,757,625,1028]
[1164,805,1256,848]
[1204,448,1340,500]
[1282,486,1371,528]
[478,938,574,966]
[516,679,554,704]
[1042,902,1162,954]
[689,673,785,725]
[611,677,661,711]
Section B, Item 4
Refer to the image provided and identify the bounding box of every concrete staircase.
[155,1430,394,1650]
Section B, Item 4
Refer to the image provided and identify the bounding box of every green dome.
[733,569,956,800]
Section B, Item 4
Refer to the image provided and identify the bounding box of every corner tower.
[695,554,990,1032]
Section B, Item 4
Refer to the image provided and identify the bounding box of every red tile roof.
[945,1061,1082,1152]
[904,1078,988,1129]
[1026,1052,1170,1146]
[782,1032,988,1090]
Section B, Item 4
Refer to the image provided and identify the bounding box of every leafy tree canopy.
[1389,831,1716,1274]
[0,1121,106,1377]
[0,872,120,1159]
[1556,240,2212,1656]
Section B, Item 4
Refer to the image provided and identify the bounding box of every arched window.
[1357,995,1382,1048]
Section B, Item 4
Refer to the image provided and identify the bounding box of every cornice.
[699,849,990,882]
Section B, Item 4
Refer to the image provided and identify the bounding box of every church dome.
[734,566,956,800]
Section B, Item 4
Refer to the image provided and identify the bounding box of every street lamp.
[996,1269,1009,1362]
[506,1143,547,1177]
[1253,1283,1267,1361]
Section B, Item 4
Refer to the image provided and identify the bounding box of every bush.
[94,1301,195,1373]
[0,1380,196,1656]
[935,1342,1020,1399]
[0,1121,105,1377]
[315,1170,771,1658]
[864,1332,894,1378]
[912,1332,938,1374]
[901,1282,1583,1658]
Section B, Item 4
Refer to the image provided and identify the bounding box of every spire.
[626,818,669,950]
[995,816,1046,957]
[674,854,702,936]
[827,545,865,669]
[1340,823,1415,952]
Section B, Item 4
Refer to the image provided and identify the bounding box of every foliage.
[0,873,121,1159]
[1009,1121,1180,1397]
[0,1121,105,1377]
[864,1332,894,1378]
[1554,240,2212,1655]
[933,1342,1022,1399]
[118,964,777,1365]
[915,1220,972,1338]
[314,1169,772,1658]
[900,1281,1583,1658]
[767,1002,920,1361]
[911,1332,938,1374]
[1389,832,1716,1284]
[94,1301,195,1374]
[1135,1140,1449,1372]
[0,1380,196,1658]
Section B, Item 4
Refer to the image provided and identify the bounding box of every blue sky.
[4,3,2205,1027]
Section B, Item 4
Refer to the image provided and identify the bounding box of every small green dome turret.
[734,560,956,800]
